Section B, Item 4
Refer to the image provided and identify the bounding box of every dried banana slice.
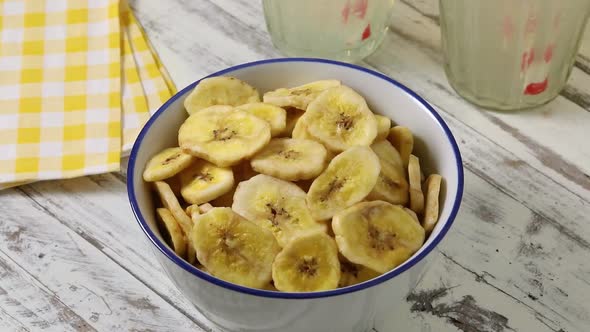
[388,126,414,167]
[404,208,420,224]
[366,140,409,205]
[184,76,260,114]
[291,113,316,141]
[272,231,341,292]
[198,203,214,214]
[307,146,381,220]
[191,207,280,288]
[408,155,425,215]
[178,107,271,167]
[305,86,377,152]
[338,258,380,288]
[263,80,341,110]
[332,201,425,273]
[156,208,187,257]
[374,115,391,141]
[422,174,442,232]
[185,204,199,217]
[250,138,327,181]
[232,174,325,247]
[281,107,305,137]
[179,159,234,204]
[210,161,257,207]
[370,139,404,171]
[235,102,287,137]
[143,147,194,182]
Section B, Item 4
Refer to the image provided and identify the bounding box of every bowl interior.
[128,58,463,298]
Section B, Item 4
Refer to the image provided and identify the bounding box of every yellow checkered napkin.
[0,0,175,188]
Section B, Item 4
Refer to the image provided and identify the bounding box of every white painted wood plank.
[17,177,221,332]
[0,251,84,332]
[0,306,30,332]
[394,250,559,332]
[0,189,207,332]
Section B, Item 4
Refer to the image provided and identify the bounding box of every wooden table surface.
[1,0,589,331]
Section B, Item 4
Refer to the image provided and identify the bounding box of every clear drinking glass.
[440,0,590,110]
[262,0,395,62]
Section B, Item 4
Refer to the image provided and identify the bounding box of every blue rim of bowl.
[128,57,464,299]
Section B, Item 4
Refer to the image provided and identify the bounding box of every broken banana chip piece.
[263,79,341,110]
[178,106,271,167]
[235,102,287,137]
[374,114,391,142]
[154,181,192,236]
[408,154,425,215]
[156,208,187,257]
[184,76,260,115]
[388,126,414,167]
[332,200,425,273]
[367,140,409,205]
[422,174,442,232]
[338,258,380,288]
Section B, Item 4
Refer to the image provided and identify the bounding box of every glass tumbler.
[440,0,590,110]
[262,0,395,62]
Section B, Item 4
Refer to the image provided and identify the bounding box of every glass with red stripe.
[262,0,395,63]
[440,0,590,110]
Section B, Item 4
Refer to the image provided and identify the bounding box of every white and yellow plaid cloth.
[0,0,175,188]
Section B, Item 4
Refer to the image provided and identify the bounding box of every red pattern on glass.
[341,0,351,24]
[362,23,371,40]
[544,43,554,63]
[524,78,548,95]
[352,0,368,19]
[502,16,514,40]
[521,49,535,72]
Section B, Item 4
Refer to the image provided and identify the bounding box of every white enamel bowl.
[127,58,464,332]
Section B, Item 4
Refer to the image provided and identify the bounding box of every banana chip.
[154,181,192,235]
[374,115,391,141]
[272,231,341,292]
[305,86,377,152]
[184,76,260,114]
[192,208,280,288]
[178,107,271,167]
[143,147,194,182]
[263,80,341,110]
[332,201,425,273]
[408,155,425,215]
[388,126,414,167]
[422,174,442,232]
[250,138,327,181]
[156,208,187,257]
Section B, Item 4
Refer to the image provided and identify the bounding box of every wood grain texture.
[0,189,207,332]
[1,0,589,331]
